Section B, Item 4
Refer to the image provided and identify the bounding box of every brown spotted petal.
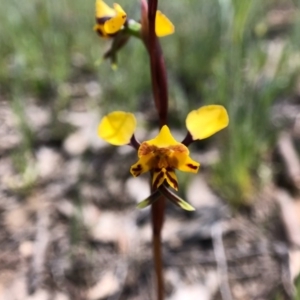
[174,152,200,173]
[152,167,178,191]
[130,152,154,177]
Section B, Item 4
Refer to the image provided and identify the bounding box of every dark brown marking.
[96,17,111,24]
[96,29,105,37]
[165,172,178,189]
[187,164,198,170]
[153,171,164,189]
[132,164,142,172]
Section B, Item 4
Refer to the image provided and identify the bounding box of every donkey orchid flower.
[98,105,228,198]
[94,0,127,37]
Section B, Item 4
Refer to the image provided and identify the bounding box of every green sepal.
[103,32,130,68]
[159,185,195,211]
[136,189,161,209]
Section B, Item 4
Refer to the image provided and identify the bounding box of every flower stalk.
[146,0,167,297]
[144,0,168,128]
[151,195,165,300]
[147,0,168,298]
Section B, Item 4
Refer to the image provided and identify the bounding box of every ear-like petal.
[155,10,175,37]
[98,111,136,146]
[186,105,229,140]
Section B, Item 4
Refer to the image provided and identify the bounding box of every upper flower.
[94,0,174,38]
[94,0,127,37]
[94,0,175,68]
[98,105,229,192]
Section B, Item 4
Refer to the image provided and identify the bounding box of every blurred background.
[0,0,300,299]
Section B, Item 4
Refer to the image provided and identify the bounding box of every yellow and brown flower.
[98,105,229,192]
[130,125,199,190]
[94,0,127,38]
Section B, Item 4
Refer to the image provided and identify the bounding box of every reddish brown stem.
[147,0,168,127]
[151,195,165,300]
[147,0,168,298]
[181,131,193,147]
[129,135,140,150]
[154,43,169,127]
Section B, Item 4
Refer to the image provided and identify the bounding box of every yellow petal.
[104,3,127,34]
[130,153,153,177]
[152,169,166,190]
[94,24,110,38]
[152,168,178,190]
[95,0,115,18]
[113,3,126,15]
[98,111,136,146]
[147,125,180,147]
[186,105,229,140]
[176,153,200,173]
[155,10,175,37]
[164,169,178,190]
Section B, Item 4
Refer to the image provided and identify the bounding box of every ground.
[0,89,300,300]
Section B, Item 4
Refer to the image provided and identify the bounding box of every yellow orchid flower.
[130,126,199,191]
[98,105,229,192]
[94,0,127,37]
[94,0,174,38]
